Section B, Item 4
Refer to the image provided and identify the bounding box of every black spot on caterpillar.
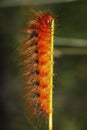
[31,70,39,75]
[32,92,40,98]
[32,102,40,109]
[31,81,40,87]
[29,31,38,39]
[29,41,38,47]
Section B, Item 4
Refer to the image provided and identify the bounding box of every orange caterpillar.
[21,11,54,130]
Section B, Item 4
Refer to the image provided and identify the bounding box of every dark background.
[0,0,87,130]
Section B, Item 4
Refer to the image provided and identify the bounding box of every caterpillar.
[21,11,54,130]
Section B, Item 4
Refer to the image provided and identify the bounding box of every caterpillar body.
[21,11,54,130]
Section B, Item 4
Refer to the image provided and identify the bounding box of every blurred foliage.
[0,0,87,130]
[54,56,87,130]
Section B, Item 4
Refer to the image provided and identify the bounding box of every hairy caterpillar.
[21,11,54,130]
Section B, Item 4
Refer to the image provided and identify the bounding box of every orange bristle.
[20,11,54,129]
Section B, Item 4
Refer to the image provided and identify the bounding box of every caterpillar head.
[37,13,53,28]
[43,14,53,27]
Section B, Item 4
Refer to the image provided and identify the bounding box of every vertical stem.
[49,19,54,130]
